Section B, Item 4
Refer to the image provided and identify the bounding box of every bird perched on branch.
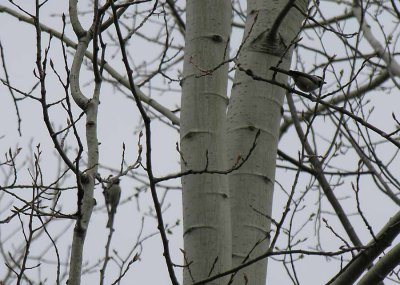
[103,178,121,228]
[270,66,325,92]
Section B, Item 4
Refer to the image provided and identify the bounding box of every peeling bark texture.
[226,1,309,284]
[180,0,232,284]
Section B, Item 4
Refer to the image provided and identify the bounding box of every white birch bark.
[180,0,231,284]
[68,98,99,285]
[67,1,99,284]
[226,1,308,284]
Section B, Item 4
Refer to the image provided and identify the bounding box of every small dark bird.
[270,66,325,92]
[103,178,121,228]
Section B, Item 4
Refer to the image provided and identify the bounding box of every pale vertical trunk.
[226,1,308,284]
[180,1,232,284]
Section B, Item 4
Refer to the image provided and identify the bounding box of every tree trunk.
[180,0,232,284]
[226,1,308,284]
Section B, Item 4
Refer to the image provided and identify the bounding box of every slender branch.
[154,130,260,183]
[191,247,366,285]
[109,1,179,284]
[165,0,185,34]
[0,41,22,135]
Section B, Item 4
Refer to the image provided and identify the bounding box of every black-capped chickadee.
[270,66,325,92]
[103,178,121,228]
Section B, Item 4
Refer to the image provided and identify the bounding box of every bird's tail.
[106,213,114,228]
